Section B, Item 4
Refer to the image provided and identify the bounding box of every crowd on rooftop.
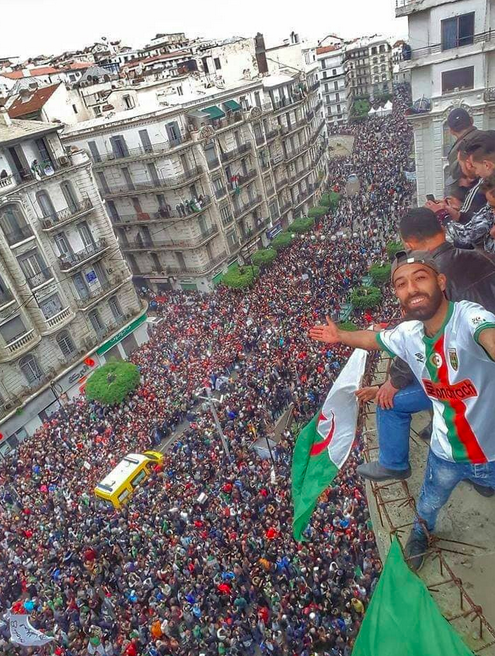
[0,87,415,656]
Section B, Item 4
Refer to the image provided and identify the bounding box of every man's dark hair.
[447,108,472,133]
[480,173,495,195]
[465,130,495,161]
[399,208,443,242]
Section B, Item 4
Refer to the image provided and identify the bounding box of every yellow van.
[94,450,164,509]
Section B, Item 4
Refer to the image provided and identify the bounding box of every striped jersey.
[377,301,495,464]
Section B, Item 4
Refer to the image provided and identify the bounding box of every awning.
[188,110,206,119]
[202,105,225,119]
[223,99,241,111]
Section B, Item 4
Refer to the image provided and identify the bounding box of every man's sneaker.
[471,482,495,498]
[405,530,429,573]
[357,461,412,482]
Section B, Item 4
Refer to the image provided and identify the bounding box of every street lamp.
[196,387,230,458]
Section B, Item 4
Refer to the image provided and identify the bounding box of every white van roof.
[96,453,149,494]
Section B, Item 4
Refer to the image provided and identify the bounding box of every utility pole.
[197,387,230,458]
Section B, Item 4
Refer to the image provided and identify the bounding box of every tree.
[338,320,358,332]
[221,264,260,288]
[271,232,294,251]
[290,217,315,234]
[350,285,382,310]
[307,206,327,220]
[352,99,371,118]
[320,191,340,211]
[369,263,392,285]
[86,359,141,405]
[386,240,403,260]
[251,248,278,268]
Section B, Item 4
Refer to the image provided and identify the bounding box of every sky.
[2,0,407,60]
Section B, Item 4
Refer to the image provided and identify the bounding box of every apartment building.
[62,71,327,293]
[317,45,348,127]
[0,109,147,453]
[396,0,495,199]
[343,35,394,112]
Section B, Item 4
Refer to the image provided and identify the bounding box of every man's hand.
[425,200,447,213]
[309,316,341,344]
[375,379,399,410]
[355,386,379,404]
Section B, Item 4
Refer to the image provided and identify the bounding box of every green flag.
[291,348,368,541]
[352,538,474,656]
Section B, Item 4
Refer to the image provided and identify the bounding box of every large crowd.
[0,87,414,656]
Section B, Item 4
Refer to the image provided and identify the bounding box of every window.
[442,13,475,50]
[39,293,64,319]
[60,181,79,213]
[151,253,161,271]
[108,295,123,320]
[220,205,232,225]
[18,250,49,288]
[166,121,182,146]
[88,141,101,162]
[0,316,27,344]
[72,104,78,114]
[214,57,222,70]
[36,190,55,219]
[110,135,129,159]
[131,470,146,488]
[332,68,337,76]
[19,355,44,385]
[0,204,32,244]
[336,92,340,102]
[442,66,474,93]
[123,94,134,110]
[88,309,105,336]
[334,81,338,90]
[139,129,153,153]
[57,330,76,357]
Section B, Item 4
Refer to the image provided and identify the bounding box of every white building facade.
[397,0,495,199]
[63,72,327,293]
[317,46,348,127]
[343,36,394,113]
[0,110,147,453]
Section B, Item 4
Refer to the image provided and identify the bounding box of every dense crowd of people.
[0,87,414,656]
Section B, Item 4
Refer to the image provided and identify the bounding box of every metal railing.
[207,158,220,170]
[112,198,212,224]
[91,136,188,164]
[220,142,252,163]
[3,224,34,246]
[294,184,316,206]
[26,267,53,290]
[233,195,263,218]
[39,198,94,230]
[103,166,204,196]
[215,186,227,199]
[285,142,309,162]
[122,226,218,251]
[59,238,108,271]
[281,201,292,213]
[0,290,14,307]
[236,169,257,187]
[166,251,227,275]
[273,93,305,111]
[404,30,495,60]
[266,128,279,141]
[75,277,125,308]
[276,177,288,189]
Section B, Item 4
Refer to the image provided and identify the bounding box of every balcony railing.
[273,93,305,112]
[266,128,279,141]
[102,166,204,196]
[221,213,234,228]
[75,276,125,309]
[112,200,212,225]
[235,169,257,188]
[122,226,219,251]
[166,251,227,275]
[0,289,14,307]
[285,143,309,162]
[220,142,252,163]
[3,224,34,246]
[309,81,320,92]
[403,30,495,61]
[280,119,306,136]
[294,184,316,206]
[306,109,315,121]
[314,100,323,113]
[26,267,53,290]
[215,186,227,199]
[255,134,265,146]
[91,136,188,164]
[0,174,16,191]
[281,201,292,213]
[45,306,73,330]
[59,238,108,271]
[485,88,495,102]
[207,158,220,170]
[39,198,94,230]
[6,329,37,355]
[233,195,263,218]
[276,177,288,189]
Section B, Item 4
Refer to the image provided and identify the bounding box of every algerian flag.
[353,537,474,655]
[292,347,368,541]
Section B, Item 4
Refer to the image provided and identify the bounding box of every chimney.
[0,107,12,127]
[20,88,32,102]
[255,32,268,75]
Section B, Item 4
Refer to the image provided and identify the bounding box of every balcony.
[39,198,94,231]
[59,238,108,272]
[275,177,288,190]
[309,81,320,92]
[26,267,54,290]
[207,158,220,171]
[111,196,212,224]
[91,136,189,165]
[220,142,252,164]
[233,195,263,219]
[485,88,495,103]
[166,251,228,276]
[281,200,292,214]
[215,186,227,199]
[314,100,323,113]
[0,289,14,308]
[289,168,311,186]
[285,143,309,163]
[255,134,265,146]
[102,166,204,197]
[280,119,306,136]
[0,174,16,194]
[3,224,34,247]
[401,30,495,62]
[44,306,74,331]
[273,93,305,112]
[75,276,127,309]
[6,329,37,356]
[122,226,219,251]
[266,128,279,142]
[294,184,316,207]
[234,169,257,189]
[306,109,315,121]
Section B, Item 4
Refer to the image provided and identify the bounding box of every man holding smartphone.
[309,251,495,571]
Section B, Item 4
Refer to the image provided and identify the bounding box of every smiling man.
[309,251,495,571]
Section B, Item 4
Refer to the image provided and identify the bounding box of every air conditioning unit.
[58,155,70,167]
[43,219,53,228]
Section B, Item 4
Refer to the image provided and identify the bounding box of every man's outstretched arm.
[309,316,384,351]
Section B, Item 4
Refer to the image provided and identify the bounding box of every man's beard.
[402,286,444,321]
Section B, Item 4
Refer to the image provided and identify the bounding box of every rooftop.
[8,83,60,118]
[0,112,60,145]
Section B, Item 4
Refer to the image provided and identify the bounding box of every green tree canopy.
[271,232,294,251]
[86,359,141,406]
[320,191,341,211]
[290,217,315,234]
[338,320,359,332]
[251,248,278,268]
[386,240,403,260]
[350,285,382,310]
[307,206,327,220]
[369,263,392,285]
[221,264,260,288]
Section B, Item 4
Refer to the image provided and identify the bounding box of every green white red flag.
[291,347,368,541]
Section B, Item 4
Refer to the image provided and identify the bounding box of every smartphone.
[426,194,436,202]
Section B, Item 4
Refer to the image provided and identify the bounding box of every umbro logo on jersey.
[414,352,425,363]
